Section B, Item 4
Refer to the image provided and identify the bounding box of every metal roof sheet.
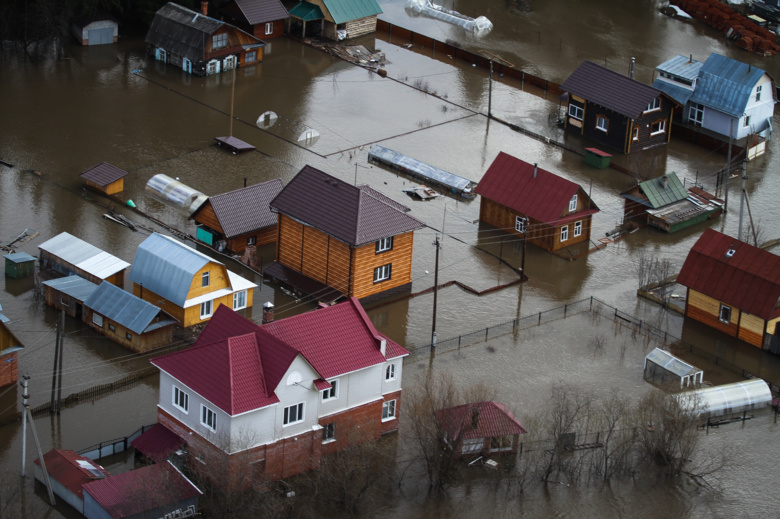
[38,232,130,279]
[234,0,289,24]
[322,0,382,24]
[42,276,99,301]
[652,78,695,106]
[33,450,109,499]
[84,281,164,335]
[638,172,688,208]
[689,53,769,117]
[676,379,771,416]
[79,162,128,187]
[561,60,667,118]
[368,145,476,193]
[656,54,703,81]
[130,424,186,463]
[289,1,324,20]
[644,348,701,379]
[195,179,283,239]
[437,401,526,441]
[4,252,36,264]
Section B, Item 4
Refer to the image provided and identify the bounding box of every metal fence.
[77,423,156,461]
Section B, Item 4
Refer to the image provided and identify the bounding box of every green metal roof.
[289,1,324,21]
[323,0,382,24]
[638,172,687,209]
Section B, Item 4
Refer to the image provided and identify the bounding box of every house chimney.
[262,302,274,324]
[689,53,693,63]
[244,177,247,188]
[629,57,635,79]
[379,338,386,356]
[662,175,668,189]
[533,163,538,179]
[201,1,208,15]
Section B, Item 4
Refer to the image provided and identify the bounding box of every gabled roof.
[0,321,24,355]
[437,401,526,442]
[270,165,424,246]
[289,1,324,21]
[191,179,283,239]
[630,172,688,209]
[130,423,186,463]
[652,79,696,106]
[689,53,773,117]
[42,276,99,302]
[33,450,109,499]
[322,0,382,24]
[561,60,669,118]
[84,281,171,335]
[656,54,703,82]
[129,233,215,307]
[79,162,128,187]
[677,228,780,320]
[38,232,130,279]
[82,461,201,518]
[644,347,702,379]
[475,152,599,225]
[233,0,289,24]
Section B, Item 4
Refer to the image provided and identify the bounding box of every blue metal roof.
[129,233,214,306]
[689,53,767,117]
[84,281,163,335]
[652,79,695,106]
[42,276,99,301]
[656,54,703,82]
[4,252,36,264]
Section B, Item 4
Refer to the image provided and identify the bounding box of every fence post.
[538,311,541,324]
[590,296,593,309]
[485,327,489,341]
[458,335,461,347]
[564,304,568,318]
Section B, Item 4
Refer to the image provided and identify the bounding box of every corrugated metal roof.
[38,232,130,279]
[33,450,109,499]
[4,252,36,264]
[437,401,526,441]
[42,276,99,301]
[82,461,201,517]
[322,0,382,24]
[234,0,289,24]
[195,179,283,239]
[289,1,324,21]
[656,54,703,81]
[475,152,599,225]
[638,172,688,208]
[644,347,701,378]
[368,145,476,193]
[130,424,185,463]
[561,60,667,118]
[84,281,165,335]
[129,233,214,307]
[357,184,412,213]
[652,79,695,106]
[675,379,771,416]
[79,162,128,187]
[689,53,768,117]
[677,228,780,320]
[270,165,424,247]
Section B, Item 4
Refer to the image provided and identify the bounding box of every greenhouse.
[644,348,703,388]
[674,379,772,418]
[145,174,207,214]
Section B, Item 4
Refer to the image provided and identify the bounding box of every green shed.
[4,252,36,279]
[584,148,612,169]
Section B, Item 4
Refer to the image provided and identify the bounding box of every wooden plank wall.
[278,215,304,269]
[351,232,414,299]
[192,203,222,234]
[738,312,765,348]
[133,285,185,324]
[301,226,329,283]
[686,290,742,339]
[187,264,230,299]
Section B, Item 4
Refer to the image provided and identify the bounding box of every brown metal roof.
[234,0,289,24]
[196,179,283,238]
[437,401,526,442]
[270,165,424,246]
[560,61,667,118]
[357,184,411,213]
[79,162,128,187]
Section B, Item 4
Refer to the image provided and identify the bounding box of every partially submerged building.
[674,379,772,418]
[0,320,24,388]
[220,0,290,39]
[71,13,118,46]
[80,162,129,196]
[287,0,382,40]
[38,232,130,286]
[643,348,703,388]
[42,276,99,319]
[437,401,526,460]
[33,449,110,515]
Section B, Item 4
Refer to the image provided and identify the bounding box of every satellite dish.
[256,111,278,129]
[297,128,320,147]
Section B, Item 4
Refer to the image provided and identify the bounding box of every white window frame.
[650,120,666,136]
[719,304,731,324]
[385,364,396,381]
[283,402,305,426]
[756,84,762,102]
[173,385,189,413]
[596,115,608,133]
[322,423,335,443]
[247,236,257,246]
[644,97,660,113]
[202,271,210,287]
[233,290,247,310]
[568,104,583,121]
[374,264,391,283]
[322,379,338,401]
[743,115,751,128]
[689,103,704,125]
[376,237,393,253]
[212,32,227,49]
[201,404,217,432]
[92,313,103,327]
[514,216,527,233]
[560,225,569,242]
[200,299,213,319]
[207,60,219,75]
[382,399,397,421]
[569,195,577,212]
[265,22,273,35]
[574,221,582,237]
[633,127,639,141]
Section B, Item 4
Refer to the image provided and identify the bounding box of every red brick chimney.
[201,1,209,16]
[262,302,274,324]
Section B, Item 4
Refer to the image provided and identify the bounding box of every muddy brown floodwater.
[1,0,779,516]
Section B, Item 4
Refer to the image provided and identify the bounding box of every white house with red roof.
[147,297,408,490]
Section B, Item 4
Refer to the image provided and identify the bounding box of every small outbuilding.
[131,423,186,463]
[71,13,119,46]
[80,162,129,196]
[674,379,772,418]
[287,0,382,40]
[220,0,290,39]
[643,348,703,388]
[145,174,208,214]
[0,320,24,388]
[437,401,527,459]
[4,252,36,279]
[33,449,110,515]
[42,276,99,319]
[38,232,130,287]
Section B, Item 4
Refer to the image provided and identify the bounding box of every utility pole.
[737,161,747,242]
[21,375,56,506]
[488,59,493,118]
[21,375,29,476]
[725,120,733,210]
[431,234,440,349]
[56,311,64,415]
[50,312,61,413]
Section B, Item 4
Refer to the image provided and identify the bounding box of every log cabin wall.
[686,289,741,339]
[193,203,223,234]
[278,214,304,269]
[133,285,185,324]
[350,232,414,299]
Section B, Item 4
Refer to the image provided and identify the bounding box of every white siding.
[270,356,321,439]
[228,406,277,452]
[344,365,383,408]
[382,359,403,395]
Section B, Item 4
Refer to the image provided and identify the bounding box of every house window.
[374,264,392,283]
[207,61,219,75]
[596,115,608,133]
[569,194,577,212]
[560,225,569,242]
[173,386,189,413]
[212,33,227,49]
[689,103,704,125]
[574,221,582,237]
[568,104,583,121]
[201,405,217,431]
[92,313,103,327]
[202,271,210,287]
[284,402,305,426]
[743,115,751,128]
[108,323,116,332]
[382,399,396,421]
[633,127,639,141]
[515,216,527,233]
[322,380,338,401]
[650,120,666,136]
[376,237,393,253]
[245,51,257,63]
[756,84,762,102]
[385,364,396,381]
[247,236,257,246]
[719,305,732,324]
[265,22,273,35]
[126,333,132,341]
[233,290,247,310]
[644,97,660,113]
[490,435,513,452]
[323,423,335,442]
[224,56,235,71]
[200,300,213,319]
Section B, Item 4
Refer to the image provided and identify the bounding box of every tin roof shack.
[677,228,780,351]
[673,379,772,418]
[33,449,110,515]
[71,13,118,46]
[80,162,129,196]
[145,2,265,76]
[287,0,381,40]
[82,461,201,519]
[0,321,24,388]
[437,401,526,460]
[220,0,290,39]
[265,165,424,303]
[620,172,723,233]
[475,152,600,255]
[129,233,257,327]
[43,276,99,319]
[83,282,176,353]
[4,252,36,279]
[190,179,284,254]
[644,348,703,388]
[561,61,677,154]
[38,232,130,287]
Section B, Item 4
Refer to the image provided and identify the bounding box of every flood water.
[1,0,780,515]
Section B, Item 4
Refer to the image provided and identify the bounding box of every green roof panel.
[639,172,687,209]
[289,1,324,21]
[323,0,382,24]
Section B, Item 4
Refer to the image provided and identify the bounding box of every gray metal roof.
[4,252,36,264]
[145,2,227,63]
[689,53,770,117]
[644,348,701,379]
[234,0,289,24]
[84,281,166,335]
[38,232,130,279]
[80,162,128,187]
[129,233,217,307]
[656,54,703,82]
[42,276,99,301]
[195,179,284,239]
[368,145,476,192]
[652,79,695,106]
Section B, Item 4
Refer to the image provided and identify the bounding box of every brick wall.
[381,390,402,435]
[319,399,383,456]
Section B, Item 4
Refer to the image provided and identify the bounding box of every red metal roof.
[677,228,780,320]
[33,449,110,499]
[79,162,128,187]
[82,461,201,518]
[475,152,599,225]
[130,423,185,463]
[437,401,526,441]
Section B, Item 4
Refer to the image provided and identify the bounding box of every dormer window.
[644,97,660,113]
[569,194,577,212]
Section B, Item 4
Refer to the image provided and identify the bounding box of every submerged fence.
[77,423,156,461]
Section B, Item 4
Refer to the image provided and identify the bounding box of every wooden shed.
[38,232,130,287]
[4,252,36,279]
[80,162,129,195]
[42,276,99,319]
[0,321,24,388]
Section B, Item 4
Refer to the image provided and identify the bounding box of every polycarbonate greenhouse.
[145,174,207,214]
[644,348,703,388]
[674,379,772,417]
